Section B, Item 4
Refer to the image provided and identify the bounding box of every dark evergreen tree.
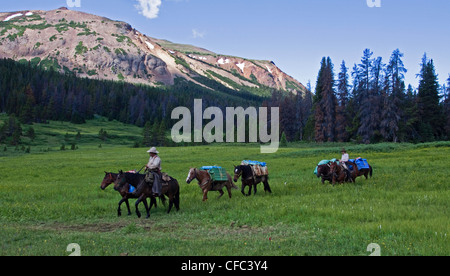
[142,121,152,147]
[336,60,350,142]
[444,75,450,139]
[313,57,337,142]
[417,54,444,141]
[355,49,383,143]
[381,49,407,142]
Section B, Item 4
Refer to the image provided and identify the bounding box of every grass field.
[0,117,449,256]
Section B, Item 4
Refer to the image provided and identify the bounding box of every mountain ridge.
[0,7,308,97]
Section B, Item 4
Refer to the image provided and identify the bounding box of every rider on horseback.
[145,147,162,197]
[340,148,351,181]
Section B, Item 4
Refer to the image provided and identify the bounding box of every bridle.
[186,168,197,184]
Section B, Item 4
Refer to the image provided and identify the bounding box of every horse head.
[233,165,243,182]
[114,170,126,191]
[186,168,196,184]
[316,164,330,178]
[101,172,117,190]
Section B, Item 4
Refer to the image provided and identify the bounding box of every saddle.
[145,171,171,186]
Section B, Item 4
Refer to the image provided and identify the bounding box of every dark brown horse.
[116,171,180,219]
[186,168,237,202]
[357,165,373,180]
[330,161,359,185]
[233,165,272,196]
[316,164,334,184]
[101,172,141,217]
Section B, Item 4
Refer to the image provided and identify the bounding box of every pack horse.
[186,166,237,202]
[233,160,272,196]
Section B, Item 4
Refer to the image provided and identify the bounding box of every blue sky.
[3,0,450,89]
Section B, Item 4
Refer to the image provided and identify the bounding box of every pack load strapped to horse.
[187,167,237,202]
[201,166,229,182]
[349,158,370,170]
[241,160,269,177]
[349,158,373,180]
[314,159,338,176]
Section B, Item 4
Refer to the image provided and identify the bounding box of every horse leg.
[263,179,272,193]
[117,198,126,217]
[125,199,132,216]
[217,189,224,199]
[241,183,246,196]
[202,189,209,202]
[175,187,180,211]
[226,185,232,199]
[247,184,253,196]
[142,197,150,219]
[253,183,257,195]
[135,198,142,218]
[167,193,175,214]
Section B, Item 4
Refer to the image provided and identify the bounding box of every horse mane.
[239,165,253,179]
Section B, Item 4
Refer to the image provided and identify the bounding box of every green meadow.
[0,117,449,256]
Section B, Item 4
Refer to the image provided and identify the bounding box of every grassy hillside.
[0,130,449,255]
[0,114,143,155]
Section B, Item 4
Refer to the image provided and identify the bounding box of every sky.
[2,0,450,90]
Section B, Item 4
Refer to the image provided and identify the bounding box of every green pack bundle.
[201,166,228,182]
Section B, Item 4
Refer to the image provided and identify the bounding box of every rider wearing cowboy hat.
[146,147,162,196]
[340,148,351,180]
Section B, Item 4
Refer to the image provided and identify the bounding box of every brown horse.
[330,161,359,185]
[233,165,272,196]
[357,165,373,180]
[316,164,334,184]
[116,171,179,219]
[186,168,237,202]
[101,172,141,217]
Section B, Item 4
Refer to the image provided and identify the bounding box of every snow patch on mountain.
[145,41,155,50]
[4,13,23,22]
[236,62,245,73]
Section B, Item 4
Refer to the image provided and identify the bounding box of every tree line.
[304,49,450,143]
[1,57,311,147]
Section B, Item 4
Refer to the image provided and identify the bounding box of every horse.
[233,165,272,196]
[101,171,140,217]
[116,171,180,219]
[186,168,237,202]
[316,164,334,184]
[357,164,373,180]
[330,161,359,185]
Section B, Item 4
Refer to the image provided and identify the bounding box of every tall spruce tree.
[417,54,444,141]
[314,57,337,142]
[445,75,450,138]
[336,61,350,142]
[355,49,384,143]
[380,49,407,142]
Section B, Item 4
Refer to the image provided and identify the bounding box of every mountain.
[0,7,308,97]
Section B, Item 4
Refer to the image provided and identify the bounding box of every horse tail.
[227,173,238,189]
[173,179,180,210]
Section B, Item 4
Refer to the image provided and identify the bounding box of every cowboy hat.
[147,147,159,154]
